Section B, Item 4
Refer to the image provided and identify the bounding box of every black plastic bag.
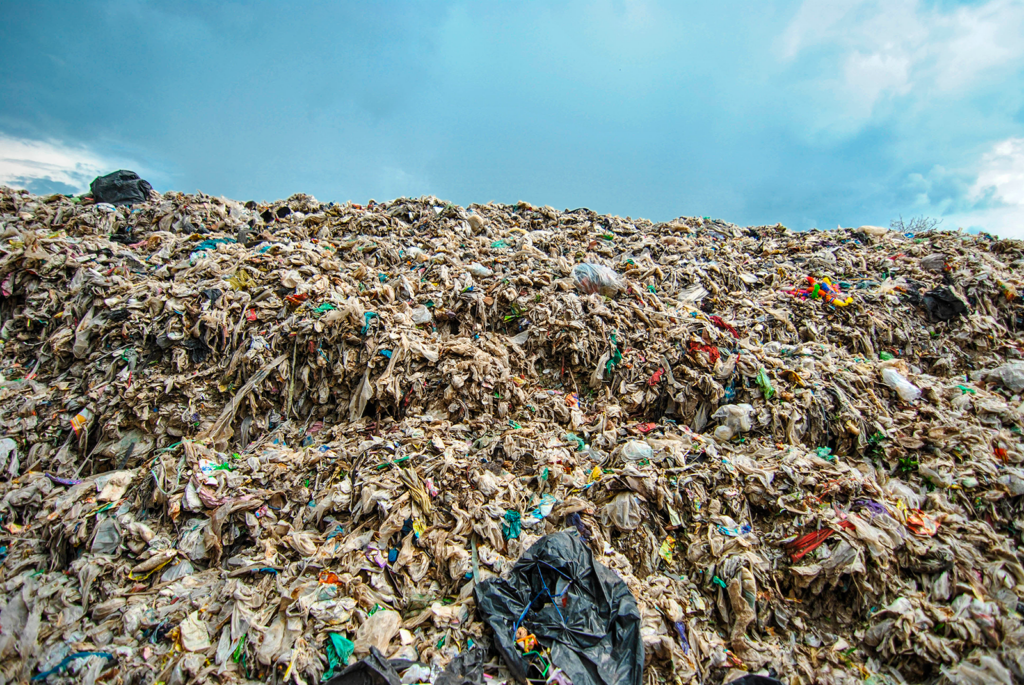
[922,287,967,321]
[727,676,784,685]
[89,170,153,206]
[474,531,643,685]
[323,647,401,685]
[435,645,486,685]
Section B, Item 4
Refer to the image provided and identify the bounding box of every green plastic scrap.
[879,351,894,361]
[606,333,623,376]
[491,239,509,249]
[314,303,336,314]
[565,433,585,451]
[712,575,727,589]
[956,384,976,395]
[755,368,775,400]
[502,510,522,540]
[322,633,354,681]
[232,633,248,663]
[360,312,378,335]
[816,446,835,462]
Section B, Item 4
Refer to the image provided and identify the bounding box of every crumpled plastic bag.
[572,263,625,296]
[179,611,211,652]
[352,609,401,657]
[89,169,153,206]
[474,532,643,685]
[602,492,642,531]
[712,403,754,441]
[620,440,653,461]
[0,438,19,478]
[983,362,1024,393]
[881,368,921,402]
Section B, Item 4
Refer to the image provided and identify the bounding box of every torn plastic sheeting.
[474,531,643,685]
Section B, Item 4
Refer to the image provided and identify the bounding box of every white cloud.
[842,50,911,115]
[0,135,114,194]
[915,137,1024,239]
[961,137,1024,238]
[932,0,1024,90]
[972,137,1024,208]
[780,0,1024,116]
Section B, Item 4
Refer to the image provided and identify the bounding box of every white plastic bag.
[409,305,432,324]
[467,262,493,278]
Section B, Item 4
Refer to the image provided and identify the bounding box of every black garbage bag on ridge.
[474,531,643,685]
[89,170,153,206]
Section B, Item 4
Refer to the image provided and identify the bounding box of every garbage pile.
[0,184,1023,685]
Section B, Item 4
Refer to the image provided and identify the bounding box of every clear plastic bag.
[881,368,921,402]
[985,362,1024,393]
[620,440,653,461]
[90,518,121,555]
[711,403,754,441]
[602,492,642,531]
[572,263,625,296]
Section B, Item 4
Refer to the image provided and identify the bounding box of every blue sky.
[1,1,1023,236]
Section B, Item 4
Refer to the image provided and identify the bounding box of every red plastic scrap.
[784,521,854,561]
[710,315,739,338]
[648,368,665,386]
[688,341,721,364]
[906,509,941,537]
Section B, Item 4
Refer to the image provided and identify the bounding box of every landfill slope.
[0,185,1022,685]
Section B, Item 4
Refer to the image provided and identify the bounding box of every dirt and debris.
[0,185,1023,685]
